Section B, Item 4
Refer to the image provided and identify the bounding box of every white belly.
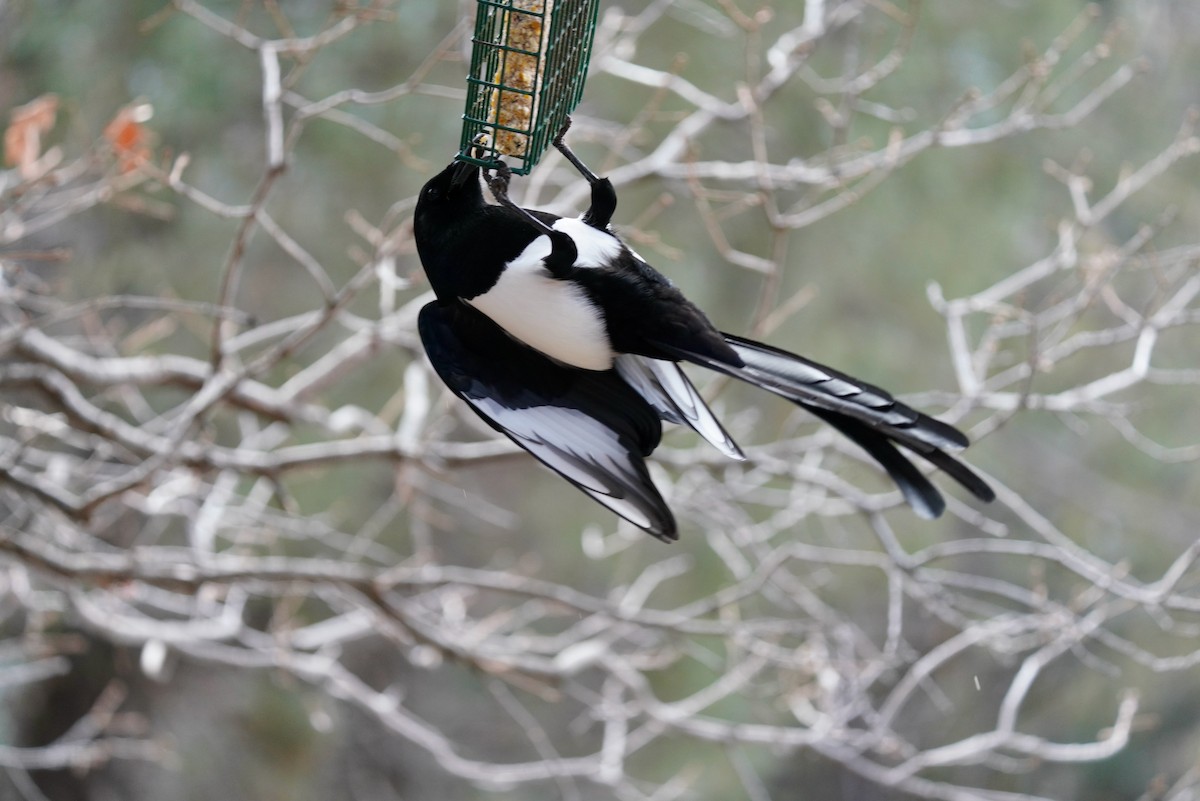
[467,234,613,371]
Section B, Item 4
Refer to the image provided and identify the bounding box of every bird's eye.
[424,186,440,199]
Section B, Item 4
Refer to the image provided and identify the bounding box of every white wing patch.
[467,234,613,371]
[471,398,655,528]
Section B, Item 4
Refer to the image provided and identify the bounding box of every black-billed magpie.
[413,128,994,541]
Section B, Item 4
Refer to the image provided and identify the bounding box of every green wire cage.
[459,0,601,175]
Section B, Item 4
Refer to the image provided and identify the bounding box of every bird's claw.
[483,160,513,201]
[552,115,573,150]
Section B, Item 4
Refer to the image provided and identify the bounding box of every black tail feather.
[721,334,968,452]
[806,408,946,519]
[650,333,994,517]
[916,446,996,504]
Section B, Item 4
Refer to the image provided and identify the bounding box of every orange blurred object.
[4,94,59,178]
[103,102,155,173]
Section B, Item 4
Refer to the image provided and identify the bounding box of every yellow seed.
[487,0,551,158]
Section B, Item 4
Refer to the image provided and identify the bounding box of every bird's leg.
[552,116,601,183]
[484,161,578,276]
[553,116,617,230]
[484,161,552,235]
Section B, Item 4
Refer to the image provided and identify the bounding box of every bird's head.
[415,158,482,230]
[414,157,485,301]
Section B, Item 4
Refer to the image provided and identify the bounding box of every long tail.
[655,333,995,518]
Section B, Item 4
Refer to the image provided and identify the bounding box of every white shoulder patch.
[552,217,624,267]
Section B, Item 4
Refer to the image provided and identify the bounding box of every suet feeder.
[458,0,601,175]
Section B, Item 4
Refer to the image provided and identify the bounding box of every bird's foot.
[483,160,516,205]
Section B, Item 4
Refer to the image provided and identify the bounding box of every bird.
[412,124,994,541]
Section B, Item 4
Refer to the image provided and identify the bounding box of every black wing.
[418,302,677,541]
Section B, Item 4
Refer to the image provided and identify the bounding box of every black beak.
[449,158,478,190]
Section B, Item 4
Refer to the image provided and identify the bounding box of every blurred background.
[2,1,1200,799]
